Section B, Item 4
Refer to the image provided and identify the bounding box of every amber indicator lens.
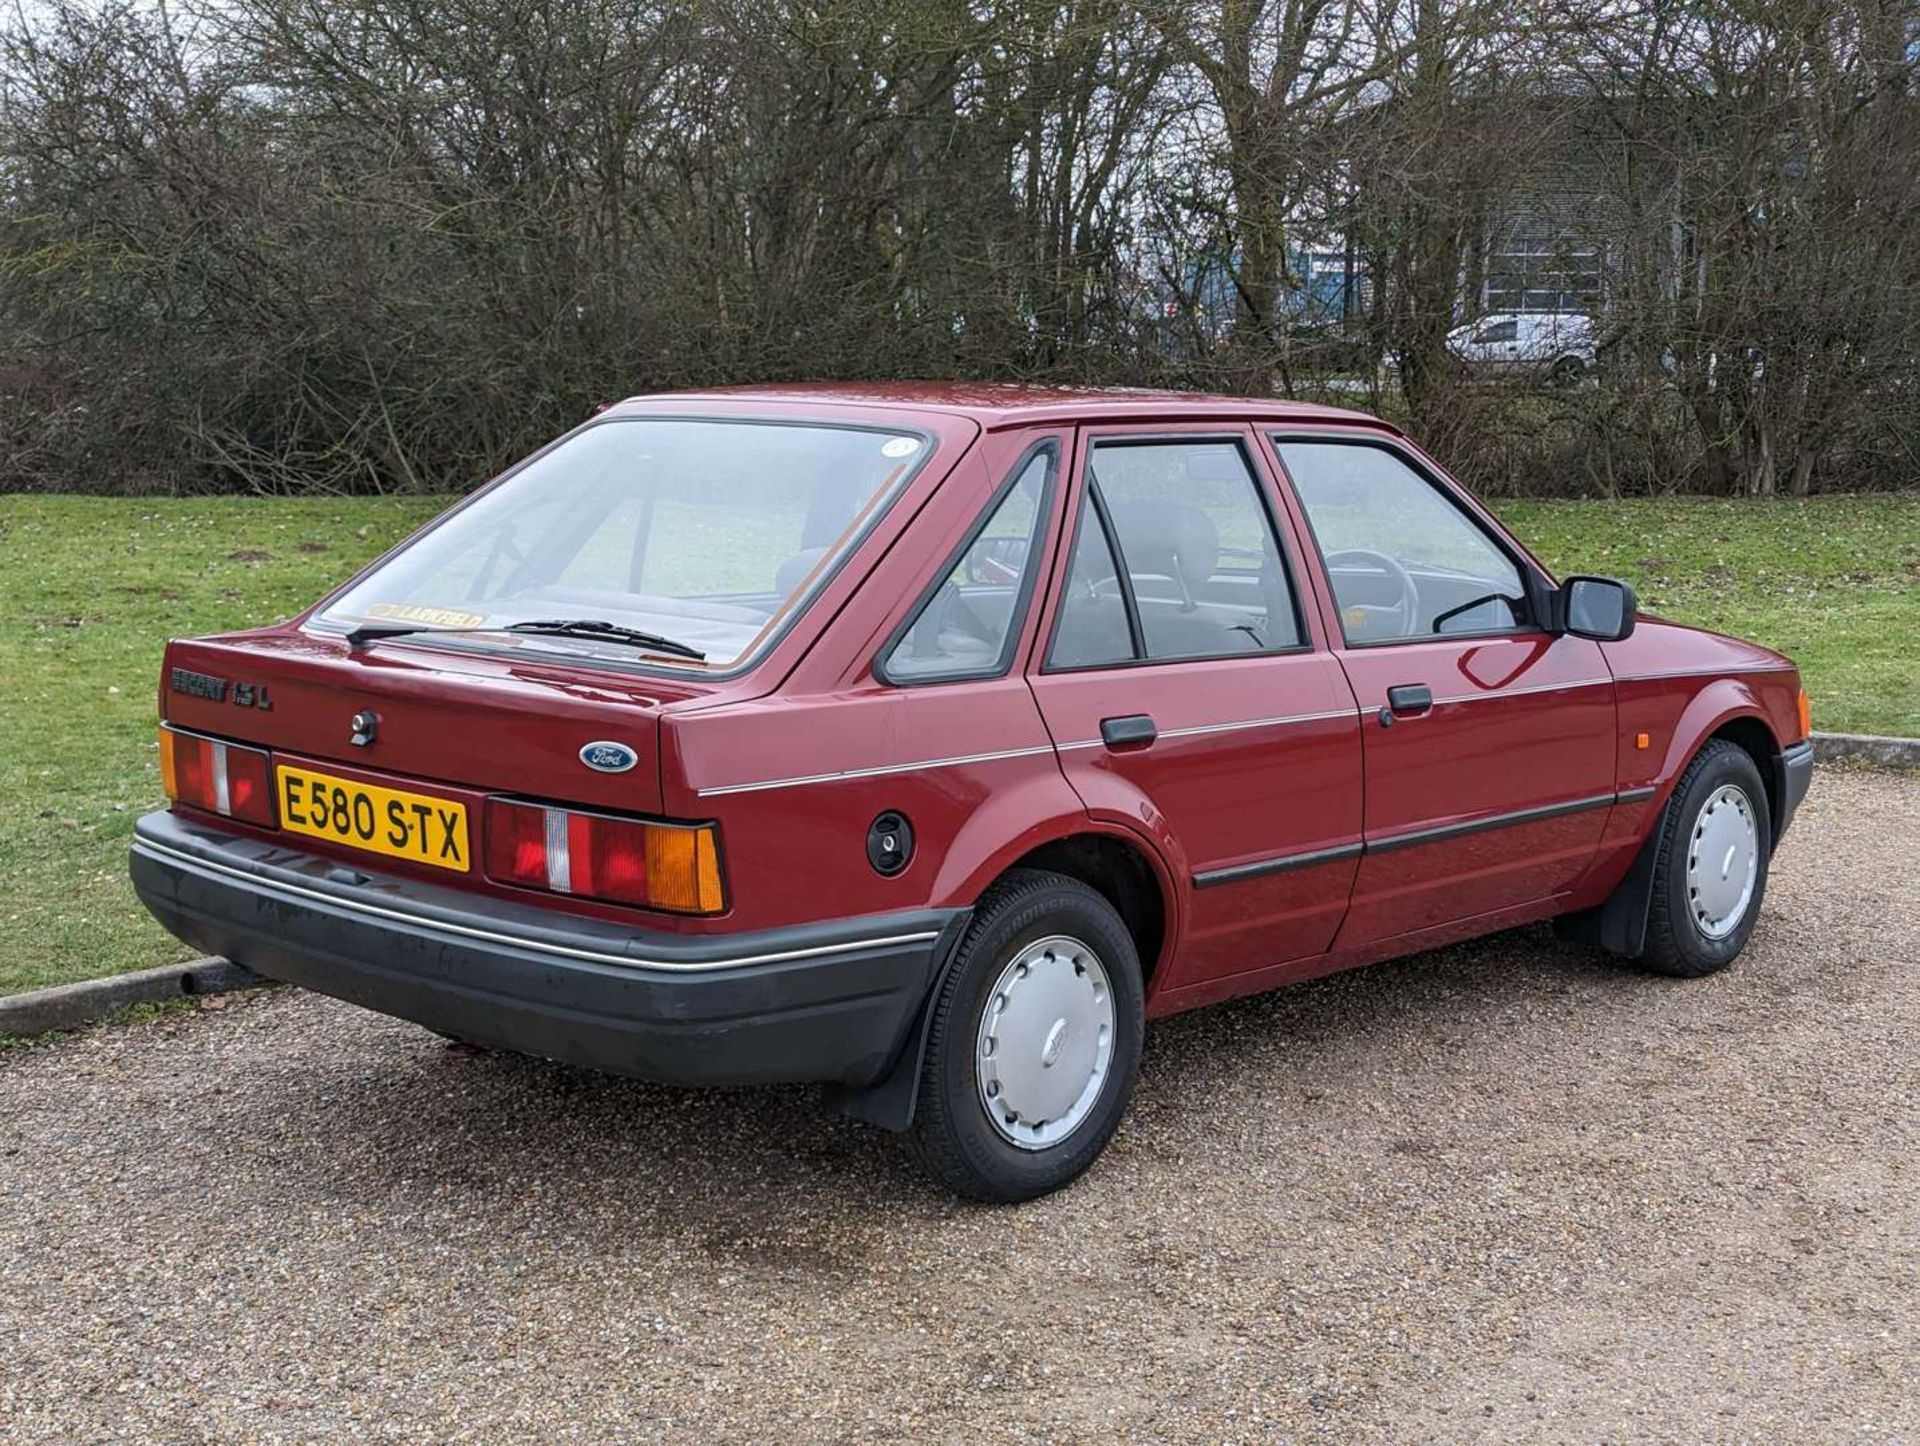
[483,798,724,915]
[1796,689,1813,742]
[158,726,275,828]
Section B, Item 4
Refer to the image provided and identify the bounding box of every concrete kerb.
[1812,731,1920,769]
[0,958,271,1039]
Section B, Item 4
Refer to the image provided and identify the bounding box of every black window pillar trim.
[1085,476,1147,662]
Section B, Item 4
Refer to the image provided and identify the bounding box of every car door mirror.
[1558,575,1637,641]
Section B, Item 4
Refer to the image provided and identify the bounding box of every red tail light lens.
[483,799,725,915]
[158,726,276,827]
[486,799,550,890]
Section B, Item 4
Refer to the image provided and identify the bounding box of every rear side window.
[881,444,1056,683]
[1048,439,1302,668]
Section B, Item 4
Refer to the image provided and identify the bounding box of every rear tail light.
[483,799,725,915]
[1795,688,1813,743]
[159,726,275,827]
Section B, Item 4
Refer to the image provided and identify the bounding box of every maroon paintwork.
[155,385,1807,1015]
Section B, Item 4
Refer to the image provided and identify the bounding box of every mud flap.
[1553,805,1667,959]
[825,909,973,1132]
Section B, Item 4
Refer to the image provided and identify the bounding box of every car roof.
[1463,311,1589,322]
[614,382,1392,432]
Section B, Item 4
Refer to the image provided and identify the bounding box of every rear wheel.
[1550,354,1587,386]
[1638,739,1771,977]
[910,869,1144,1202]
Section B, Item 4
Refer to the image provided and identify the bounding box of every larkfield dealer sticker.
[362,602,489,629]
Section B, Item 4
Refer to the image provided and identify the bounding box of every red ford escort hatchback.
[133,386,1814,1200]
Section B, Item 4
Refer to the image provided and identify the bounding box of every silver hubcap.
[976,935,1114,1151]
[1687,784,1759,939]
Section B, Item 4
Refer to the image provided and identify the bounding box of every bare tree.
[0,0,1913,495]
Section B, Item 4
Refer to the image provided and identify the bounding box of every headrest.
[1107,500,1219,594]
[774,547,828,598]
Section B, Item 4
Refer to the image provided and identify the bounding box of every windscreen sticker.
[363,602,489,629]
[880,436,920,458]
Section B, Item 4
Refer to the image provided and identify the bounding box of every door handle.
[1100,714,1157,749]
[1384,684,1433,720]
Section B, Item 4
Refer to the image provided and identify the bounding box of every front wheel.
[909,870,1144,1202]
[1638,739,1772,977]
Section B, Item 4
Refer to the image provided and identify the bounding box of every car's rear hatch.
[159,629,725,817]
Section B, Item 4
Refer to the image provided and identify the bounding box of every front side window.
[1473,319,1519,344]
[1049,439,1302,668]
[1277,440,1529,644]
[882,444,1055,682]
[318,418,930,671]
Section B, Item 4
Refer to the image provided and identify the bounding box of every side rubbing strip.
[1365,792,1617,855]
[1193,842,1363,889]
[1191,787,1649,887]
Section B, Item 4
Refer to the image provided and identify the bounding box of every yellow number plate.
[277,765,470,872]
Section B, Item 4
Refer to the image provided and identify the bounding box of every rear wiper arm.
[508,618,707,660]
[344,617,706,661]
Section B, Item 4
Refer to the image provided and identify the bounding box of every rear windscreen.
[317,417,931,671]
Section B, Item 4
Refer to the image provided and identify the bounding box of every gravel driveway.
[3,766,1916,1443]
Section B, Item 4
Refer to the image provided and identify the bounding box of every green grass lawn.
[0,496,443,997]
[1,492,1914,997]
[1505,496,1920,739]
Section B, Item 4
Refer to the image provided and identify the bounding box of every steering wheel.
[1323,548,1420,639]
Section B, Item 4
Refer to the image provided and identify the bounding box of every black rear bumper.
[130,811,965,1090]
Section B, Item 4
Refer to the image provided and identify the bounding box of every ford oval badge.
[579,741,638,774]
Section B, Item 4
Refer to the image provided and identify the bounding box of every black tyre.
[1638,739,1772,977]
[909,869,1144,1202]
[1551,354,1586,386]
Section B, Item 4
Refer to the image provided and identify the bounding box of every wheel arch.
[931,789,1184,988]
[1001,832,1171,988]
[1707,714,1784,841]
[1557,685,1782,959]
[831,819,1178,1135]
[1653,681,1785,840]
